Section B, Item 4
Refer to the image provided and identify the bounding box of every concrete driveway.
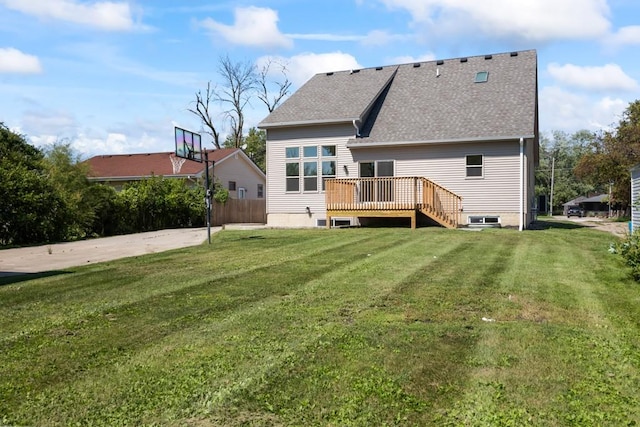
[0,228,215,277]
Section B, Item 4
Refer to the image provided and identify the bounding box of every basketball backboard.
[174,127,203,162]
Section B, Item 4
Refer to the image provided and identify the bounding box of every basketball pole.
[204,150,211,245]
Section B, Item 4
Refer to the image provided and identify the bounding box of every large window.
[466,155,483,178]
[286,162,300,191]
[304,161,318,191]
[285,144,336,192]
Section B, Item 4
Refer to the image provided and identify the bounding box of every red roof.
[86,148,239,178]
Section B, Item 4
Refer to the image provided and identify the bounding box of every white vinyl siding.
[266,124,356,216]
[267,122,532,222]
[213,152,266,200]
[351,141,521,214]
[632,166,640,231]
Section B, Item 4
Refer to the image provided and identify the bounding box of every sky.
[1,0,640,158]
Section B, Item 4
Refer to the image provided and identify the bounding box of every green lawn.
[1,224,639,426]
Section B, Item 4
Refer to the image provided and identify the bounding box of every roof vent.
[436,59,444,65]
[484,55,492,60]
[460,57,468,63]
[326,72,334,76]
[375,66,383,70]
[510,51,518,57]
[350,69,360,74]
[413,63,421,68]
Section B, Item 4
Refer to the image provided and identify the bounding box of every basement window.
[475,71,489,83]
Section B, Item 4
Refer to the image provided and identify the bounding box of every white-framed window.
[286,162,299,192]
[303,161,318,191]
[285,144,336,193]
[466,155,483,178]
[238,187,246,199]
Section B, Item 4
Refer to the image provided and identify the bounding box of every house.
[86,148,266,200]
[258,50,539,229]
[632,165,640,231]
[580,194,610,217]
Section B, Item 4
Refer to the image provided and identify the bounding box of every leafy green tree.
[0,124,65,245]
[42,142,97,239]
[243,127,266,171]
[223,126,266,172]
[116,177,205,233]
[535,130,595,213]
[575,100,640,208]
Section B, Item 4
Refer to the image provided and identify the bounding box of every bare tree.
[187,82,222,149]
[189,55,290,150]
[218,55,256,148]
[256,58,292,113]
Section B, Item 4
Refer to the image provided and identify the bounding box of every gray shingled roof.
[259,66,397,127]
[259,50,538,145]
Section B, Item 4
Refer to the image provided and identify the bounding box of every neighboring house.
[86,148,266,199]
[632,165,640,231]
[580,194,610,217]
[259,50,538,229]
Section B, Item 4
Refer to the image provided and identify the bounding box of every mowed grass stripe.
[2,227,639,426]
[0,229,379,342]
[0,229,415,421]
[432,229,640,425]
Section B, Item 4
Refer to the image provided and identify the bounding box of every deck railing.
[325,177,461,228]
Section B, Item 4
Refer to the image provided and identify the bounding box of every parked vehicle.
[567,206,584,218]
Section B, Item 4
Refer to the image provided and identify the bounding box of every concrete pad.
[0,228,215,277]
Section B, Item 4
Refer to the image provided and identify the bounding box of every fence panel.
[212,199,266,225]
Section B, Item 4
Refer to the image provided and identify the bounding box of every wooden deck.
[325,177,462,229]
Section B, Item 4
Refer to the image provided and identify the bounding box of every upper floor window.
[286,147,299,158]
[466,155,483,178]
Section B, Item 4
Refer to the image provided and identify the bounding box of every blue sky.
[1,0,639,157]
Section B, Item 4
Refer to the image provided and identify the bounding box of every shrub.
[615,230,640,281]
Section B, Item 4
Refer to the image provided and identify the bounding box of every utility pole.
[549,156,555,216]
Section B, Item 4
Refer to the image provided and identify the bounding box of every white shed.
[631,164,640,232]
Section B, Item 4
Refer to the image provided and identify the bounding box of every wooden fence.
[212,199,266,226]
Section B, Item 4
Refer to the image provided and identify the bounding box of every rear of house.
[259,50,539,229]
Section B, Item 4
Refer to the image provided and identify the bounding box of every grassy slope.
[1,226,639,426]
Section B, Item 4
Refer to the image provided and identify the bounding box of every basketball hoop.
[170,154,187,174]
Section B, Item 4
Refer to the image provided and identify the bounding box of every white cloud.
[548,63,638,92]
[22,109,76,135]
[200,7,292,49]
[0,0,137,31]
[606,25,640,47]
[539,86,627,132]
[261,52,362,86]
[287,33,364,42]
[0,48,42,73]
[379,0,610,42]
[388,52,436,65]
[361,30,413,47]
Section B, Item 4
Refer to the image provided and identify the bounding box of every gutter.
[346,134,536,148]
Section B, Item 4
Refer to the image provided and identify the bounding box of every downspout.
[352,119,361,137]
[519,137,524,231]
